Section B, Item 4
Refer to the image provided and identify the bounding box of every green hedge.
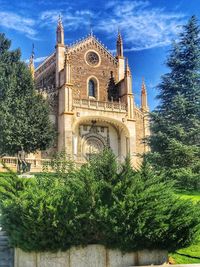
[0,150,199,252]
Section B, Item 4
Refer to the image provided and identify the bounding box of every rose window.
[86,51,99,66]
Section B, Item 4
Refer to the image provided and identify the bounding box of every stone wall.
[15,245,168,267]
[69,39,118,101]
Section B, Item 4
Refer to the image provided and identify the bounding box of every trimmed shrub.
[0,149,199,252]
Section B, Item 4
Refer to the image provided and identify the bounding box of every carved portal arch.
[72,115,130,138]
[82,133,107,159]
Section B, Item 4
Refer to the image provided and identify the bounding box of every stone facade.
[14,246,168,267]
[33,18,150,167]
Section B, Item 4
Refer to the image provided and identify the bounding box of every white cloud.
[40,9,93,30]
[97,0,185,51]
[40,10,60,24]
[0,11,37,39]
[25,56,47,64]
[0,1,186,50]
[34,56,47,63]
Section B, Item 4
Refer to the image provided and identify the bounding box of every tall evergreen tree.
[0,33,55,156]
[149,16,200,181]
[107,71,119,101]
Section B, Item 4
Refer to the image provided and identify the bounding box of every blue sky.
[0,0,199,110]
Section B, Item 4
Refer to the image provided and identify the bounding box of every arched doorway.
[72,116,130,162]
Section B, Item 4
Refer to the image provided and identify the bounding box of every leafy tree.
[149,16,200,188]
[0,33,55,156]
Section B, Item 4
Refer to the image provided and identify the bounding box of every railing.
[0,155,128,173]
[73,99,127,112]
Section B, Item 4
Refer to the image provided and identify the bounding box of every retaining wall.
[14,245,168,267]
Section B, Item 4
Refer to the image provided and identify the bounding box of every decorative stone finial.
[57,14,63,30]
[56,14,64,45]
[88,21,93,37]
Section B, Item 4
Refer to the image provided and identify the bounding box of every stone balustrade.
[0,157,51,173]
[73,98,127,112]
[0,156,86,173]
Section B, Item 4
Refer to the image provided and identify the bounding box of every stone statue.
[17,148,31,173]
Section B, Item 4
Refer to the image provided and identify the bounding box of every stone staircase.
[0,230,13,267]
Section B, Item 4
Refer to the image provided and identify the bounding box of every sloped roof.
[35,33,118,75]
[67,34,117,63]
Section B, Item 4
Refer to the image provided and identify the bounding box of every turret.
[124,58,132,93]
[57,24,73,155]
[124,58,134,119]
[116,30,125,81]
[141,78,149,111]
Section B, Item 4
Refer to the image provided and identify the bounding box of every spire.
[141,78,148,111]
[29,44,34,79]
[89,23,93,36]
[125,58,131,76]
[116,28,123,58]
[56,14,64,45]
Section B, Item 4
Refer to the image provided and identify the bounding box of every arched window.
[89,79,95,97]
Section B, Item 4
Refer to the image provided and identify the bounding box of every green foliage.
[0,149,199,252]
[107,71,119,101]
[149,16,200,189]
[170,190,200,264]
[49,151,76,175]
[177,190,200,202]
[0,33,55,156]
[167,167,200,191]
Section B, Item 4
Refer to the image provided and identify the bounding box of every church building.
[33,18,150,167]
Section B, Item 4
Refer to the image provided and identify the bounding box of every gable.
[68,36,119,101]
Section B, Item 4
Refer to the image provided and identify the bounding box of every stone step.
[0,240,9,244]
[0,234,9,238]
[0,230,13,267]
[0,246,10,250]
[0,241,10,246]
